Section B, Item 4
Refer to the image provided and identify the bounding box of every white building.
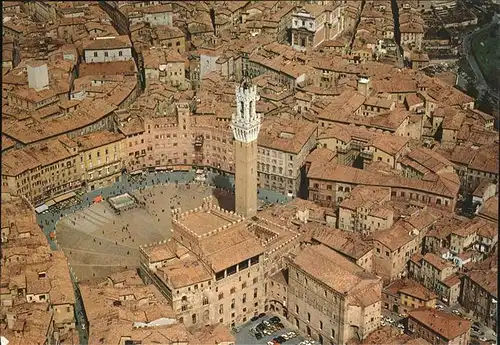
[27,62,49,91]
[83,36,133,63]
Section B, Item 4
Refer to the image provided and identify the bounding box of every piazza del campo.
[0,1,498,345]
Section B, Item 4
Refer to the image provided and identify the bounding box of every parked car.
[251,315,259,322]
[255,332,263,340]
[258,312,266,318]
[270,316,281,324]
[275,336,286,343]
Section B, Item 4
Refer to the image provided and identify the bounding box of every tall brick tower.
[231,79,261,218]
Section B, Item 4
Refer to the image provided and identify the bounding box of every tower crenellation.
[232,79,261,143]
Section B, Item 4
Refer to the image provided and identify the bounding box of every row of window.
[91,50,124,57]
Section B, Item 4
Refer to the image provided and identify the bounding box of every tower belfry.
[231,79,261,217]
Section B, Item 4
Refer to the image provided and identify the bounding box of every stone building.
[139,195,302,329]
[290,3,345,51]
[83,36,133,63]
[337,185,394,235]
[459,254,498,329]
[383,279,437,315]
[257,118,317,198]
[407,307,471,345]
[287,245,382,344]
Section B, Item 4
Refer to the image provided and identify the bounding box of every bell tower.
[231,79,261,217]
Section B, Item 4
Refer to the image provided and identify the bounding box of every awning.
[45,200,56,208]
[35,204,48,214]
[176,165,191,171]
[130,170,143,175]
[155,166,168,171]
[53,191,76,204]
[196,169,204,174]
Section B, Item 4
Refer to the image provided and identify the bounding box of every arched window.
[192,313,197,324]
[181,296,187,302]
[240,102,244,118]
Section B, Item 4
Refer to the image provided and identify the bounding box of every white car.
[381,321,386,326]
[436,305,444,310]
[480,337,487,342]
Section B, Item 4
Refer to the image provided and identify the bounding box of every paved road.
[461,13,500,101]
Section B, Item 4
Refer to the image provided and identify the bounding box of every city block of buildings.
[0,1,498,345]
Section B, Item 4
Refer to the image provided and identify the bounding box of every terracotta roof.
[79,60,137,77]
[370,135,409,156]
[290,244,380,294]
[408,307,471,340]
[2,137,76,176]
[402,147,454,174]
[359,326,431,345]
[478,196,498,222]
[75,130,124,151]
[422,252,453,272]
[464,268,497,298]
[83,35,132,50]
[2,99,117,145]
[371,224,417,251]
[158,256,212,289]
[306,148,337,165]
[307,161,460,198]
[313,227,373,260]
[257,118,317,154]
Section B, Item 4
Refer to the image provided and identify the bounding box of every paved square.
[55,183,214,281]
